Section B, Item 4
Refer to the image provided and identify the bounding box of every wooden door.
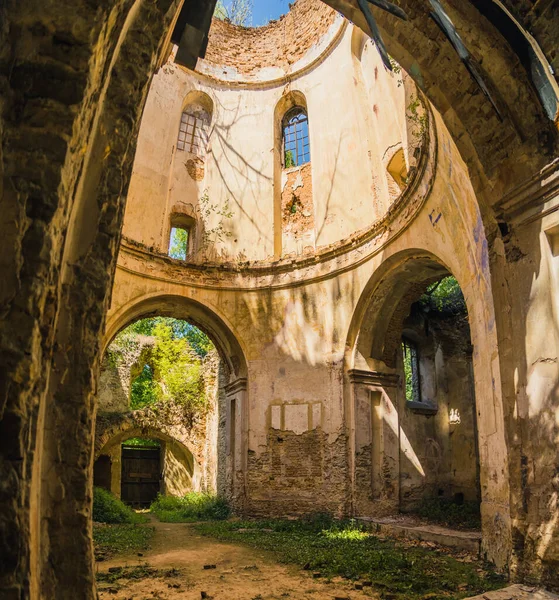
[121,447,161,507]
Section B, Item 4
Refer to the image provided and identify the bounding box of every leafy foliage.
[130,364,159,410]
[284,149,295,168]
[168,227,189,260]
[402,339,420,403]
[149,322,205,410]
[151,492,231,522]
[198,518,506,599]
[121,317,213,357]
[407,94,428,142]
[93,524,153,561]
[214,0,253,26]
[419,276,467,315]
[107,318,214,420]
[122,437,161,448]
[93,487,147,524]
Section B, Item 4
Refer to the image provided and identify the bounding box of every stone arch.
[94,421,201,500]
[322,0,559,205]
[345,248,511,570]
[104,293,248,382]
[103,293,249,512]
[2,1,559,596]
[1,0,195,596]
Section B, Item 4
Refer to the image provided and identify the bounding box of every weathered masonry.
[1,0,559,597]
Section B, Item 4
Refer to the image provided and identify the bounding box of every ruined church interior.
[1,0,559,598]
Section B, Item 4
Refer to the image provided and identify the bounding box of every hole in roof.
[214,0,291,28]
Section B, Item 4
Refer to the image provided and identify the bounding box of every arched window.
[402,337,421,403]
[282,107,310,168]
[177,105,210,156]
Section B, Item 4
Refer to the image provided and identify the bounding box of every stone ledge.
[406,400,438,415]
[465,585,559,600]
[358,516,481,554]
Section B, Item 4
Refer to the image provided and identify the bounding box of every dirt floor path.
[96,517,368,600]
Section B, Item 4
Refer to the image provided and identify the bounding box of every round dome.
[196,0,344,84]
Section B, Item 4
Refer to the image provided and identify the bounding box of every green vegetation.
[93,487,147,525]
[197,516,505,600]
[93,488,152,560]
[117,317,213,358]
[198,190,234,248]
[168,226,189,260]
[151,493,231,522]
[402,339,420,403]
[284,149,295,168]
[122,437,161,448]
[416,498,481,531]
[419,276,467,315]
[108,318,213,422]
[93,524,153,561]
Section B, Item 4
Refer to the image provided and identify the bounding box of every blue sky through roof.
[252,0,291,26]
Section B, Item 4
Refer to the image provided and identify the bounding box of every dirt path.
[96,517,368,600]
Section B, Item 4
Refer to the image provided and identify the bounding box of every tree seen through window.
[283,108,310,168]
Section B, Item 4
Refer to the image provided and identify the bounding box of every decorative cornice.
[348,369,400,388]
[116,99,436,292]
[225,377,248,395]
[494,158,559,225]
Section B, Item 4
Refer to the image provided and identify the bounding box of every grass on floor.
[93,487,147,525]
[197,514,506,600]
[93,523,154,561]
[150,492,230,522]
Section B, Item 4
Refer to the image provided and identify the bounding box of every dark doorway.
[121,445,161,507]
[93,454,112,491]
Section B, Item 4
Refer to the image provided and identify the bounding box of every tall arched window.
[282,107,310,168]
[177,104,210,156]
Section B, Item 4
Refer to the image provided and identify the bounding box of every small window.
[282,107,310,168]
[387,148,408,191]
[168,226,189,260]
[402,338,421,402]
[177,109,209,156]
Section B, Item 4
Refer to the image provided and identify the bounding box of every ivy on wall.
[107,318,215,427]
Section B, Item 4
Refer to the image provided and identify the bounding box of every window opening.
[387,148,408,191]
[177,110,209,155]
[168,226,189,260]
[402,338,421,402]
[283,108,310,168]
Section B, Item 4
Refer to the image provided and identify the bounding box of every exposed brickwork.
[203,0,336,77]
[246,429,349,517]
[282,163,315,256]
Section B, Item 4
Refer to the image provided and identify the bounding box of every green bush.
[415,497,481,530]
[93,487,146,524]
[150,492,231,522]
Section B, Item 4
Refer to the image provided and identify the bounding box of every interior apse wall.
[122,20,416,263]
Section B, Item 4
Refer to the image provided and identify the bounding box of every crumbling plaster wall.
[398,311,479,511]
[493,169,559,587]
[122,21,416,262]
[95,349,223,496]
[108,106,524,572]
